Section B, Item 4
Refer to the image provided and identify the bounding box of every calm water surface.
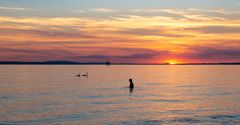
[0,65,240,125]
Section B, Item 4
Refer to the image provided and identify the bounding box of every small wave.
[209,114,240,120]
[145,83,161,86]
[0,95,17,100]
[5,112,94,124]
[87,95,104,98]
[91,99,127,105]
[170,118,201,123]
[91,101,117,105]
[119,119,164,125]
[84,94,122,99]
[0,96,8,99]
[119,118,200,125]
[0,123,19,125]
[150,99,183,103]
[140,120,164,124]
[201,92,236,96]
[178,85,200,88]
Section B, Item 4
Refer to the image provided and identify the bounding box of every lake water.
[0,65,240,125]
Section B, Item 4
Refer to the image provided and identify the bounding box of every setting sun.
[166,60,181,65]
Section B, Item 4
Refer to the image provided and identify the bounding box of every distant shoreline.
[0,61,240,65]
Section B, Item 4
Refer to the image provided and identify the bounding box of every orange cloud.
[0,8,240,63]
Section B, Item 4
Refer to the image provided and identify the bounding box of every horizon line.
[0,61,240,65]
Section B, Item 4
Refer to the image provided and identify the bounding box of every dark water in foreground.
[0,65,240,125]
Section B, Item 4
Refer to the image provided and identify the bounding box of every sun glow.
[166,60,181,65]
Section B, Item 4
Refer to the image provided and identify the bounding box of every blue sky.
[0,0,239,17]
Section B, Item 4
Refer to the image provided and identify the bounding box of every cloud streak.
[179,46,240,62]
[184,26,240,34]
[0,6,37,11]
[88,8,116,13]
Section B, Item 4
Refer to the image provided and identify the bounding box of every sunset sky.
[0,0,240,63]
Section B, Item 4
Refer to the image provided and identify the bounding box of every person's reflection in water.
[129,78,134,92]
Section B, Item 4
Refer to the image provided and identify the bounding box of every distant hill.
[0,61,240,65]
[0,61,105,65]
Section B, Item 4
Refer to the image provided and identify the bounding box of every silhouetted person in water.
[106,60,111,66]
[129,79,134,92]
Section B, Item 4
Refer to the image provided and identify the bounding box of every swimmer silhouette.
[129,79,134,92]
